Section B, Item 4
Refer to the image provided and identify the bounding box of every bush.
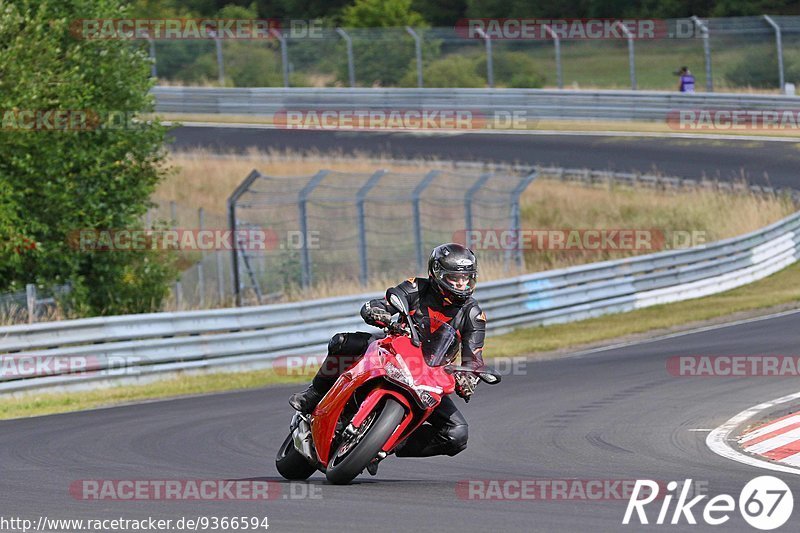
[0,0,178,315]
[401,55,485,88]
[725,47,800,89]
[475,50,546,88]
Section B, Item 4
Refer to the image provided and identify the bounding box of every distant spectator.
[675,66,695,93]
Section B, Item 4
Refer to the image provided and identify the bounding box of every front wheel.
[276,433,316,480]
[325,398,405,485]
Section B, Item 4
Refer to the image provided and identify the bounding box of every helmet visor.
[442,272,477,292]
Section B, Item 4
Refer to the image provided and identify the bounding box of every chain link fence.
[227,169,536,306]
[148,17,800,92]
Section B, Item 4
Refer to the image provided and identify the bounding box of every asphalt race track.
[4,129,800,532]
[4,311,800,531]
[169,127,800,189]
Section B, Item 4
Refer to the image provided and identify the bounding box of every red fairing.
[309,330,458,468]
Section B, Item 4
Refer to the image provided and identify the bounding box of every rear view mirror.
[389,293,408,315]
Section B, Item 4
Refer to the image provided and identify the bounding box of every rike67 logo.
[623,476,793,530]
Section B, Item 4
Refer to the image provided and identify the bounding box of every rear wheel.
[325,398,405,485]
[276,433,316,480]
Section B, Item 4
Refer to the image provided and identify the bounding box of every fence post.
[542,24,562,89]
[26,284,36,324]
[336,28,356,87]
[216,251,225,305]
[615,21,636,90]
[691,16,713,92]
[297,170,329,288]
[210,30,225,86]
[198,207,205,308]
[412,171,440,271]
[144,32,157,78]
[406,26,424,88]
[474,27,494,88]
[357,170,386,286]
[270,28,290,87]
[227,170,262,306]
[508,171,538,269]
[464,173,492,239]
[764,15,785,92]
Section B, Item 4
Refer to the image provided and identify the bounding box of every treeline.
[128,0,800,27]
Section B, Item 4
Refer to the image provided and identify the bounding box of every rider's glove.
[454,373,480,403]
[364,305,393,327]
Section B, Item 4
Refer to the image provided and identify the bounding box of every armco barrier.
[1,203,798,393]
[152,86,800,123]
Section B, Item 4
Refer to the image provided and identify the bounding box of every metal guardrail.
[1,185,798,393]
[152,87,800,123]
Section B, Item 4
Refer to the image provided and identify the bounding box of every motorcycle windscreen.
[418,316,460,367]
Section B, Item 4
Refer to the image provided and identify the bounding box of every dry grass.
[158,149,795,304]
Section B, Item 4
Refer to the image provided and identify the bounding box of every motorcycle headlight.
[385,362,414,387]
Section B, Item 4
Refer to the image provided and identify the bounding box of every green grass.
[2,261,800,420]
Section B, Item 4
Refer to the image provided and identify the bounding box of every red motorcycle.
[276,293,501,484]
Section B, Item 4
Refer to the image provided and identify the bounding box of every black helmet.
[428,243,477,304]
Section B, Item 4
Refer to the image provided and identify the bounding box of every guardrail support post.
[406,26,424,88]
[336,28,356,87]
[227,170,263,306]
[542,24,562,89]
[298,170,329,288]
[270,28,290,88]
[357,170,386,286]
[615,22,636,90]
[508,171,538,269]
[691,16,713,92]
[413,171,440,271]
[474,27,494,88]
[764,15,785,92]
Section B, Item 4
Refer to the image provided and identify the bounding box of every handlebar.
[444,365,502,384]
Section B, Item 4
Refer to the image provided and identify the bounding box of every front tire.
[276,433,316,480]
[325,398,405,485]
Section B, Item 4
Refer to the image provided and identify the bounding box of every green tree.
[341,0,427,27]
[0,0,177,315]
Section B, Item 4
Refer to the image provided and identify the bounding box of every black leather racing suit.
[311,276,486,457]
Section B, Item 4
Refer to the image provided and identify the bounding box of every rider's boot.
[288,375,335,414]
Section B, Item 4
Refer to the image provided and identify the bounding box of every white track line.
[707,391,800,475]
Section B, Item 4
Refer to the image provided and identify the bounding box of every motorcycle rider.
[289,243,486,466]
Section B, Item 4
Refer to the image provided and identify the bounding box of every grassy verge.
[3,260,800,420]
[155,114,800,139]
